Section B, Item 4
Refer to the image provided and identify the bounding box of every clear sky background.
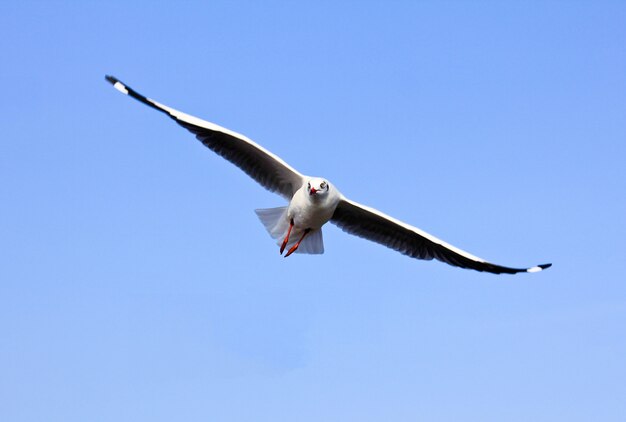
[1,1,625,421]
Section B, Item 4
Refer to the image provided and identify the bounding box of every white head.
[306,177,330,197]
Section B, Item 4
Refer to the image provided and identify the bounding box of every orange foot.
[280,219,294,255]
[284,229,311,258]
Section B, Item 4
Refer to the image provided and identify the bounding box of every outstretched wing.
[106,75,304,200]
[331,198,551,274]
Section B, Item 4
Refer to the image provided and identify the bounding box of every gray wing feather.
[106,75,304,199]
[331,198,551,275]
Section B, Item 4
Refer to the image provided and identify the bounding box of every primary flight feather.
[106,75,551,275]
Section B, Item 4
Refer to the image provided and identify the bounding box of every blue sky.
[1,1,625,421]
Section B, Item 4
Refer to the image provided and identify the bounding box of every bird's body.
[106,75,551,274]
[256,177,341,256]
[288,178,341,232]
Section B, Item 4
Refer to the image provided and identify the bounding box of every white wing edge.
[338,197,551,273]
[340,197,487,263]
[108,76,305,181]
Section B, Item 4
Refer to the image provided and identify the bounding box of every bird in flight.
[106,75,551,275]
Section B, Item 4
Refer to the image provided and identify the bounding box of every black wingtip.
[525,262,552,273]
[105,75,175,116]
[105,75,118,85]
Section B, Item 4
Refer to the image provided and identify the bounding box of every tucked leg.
[284,229,311,258]
[280,219,294,255]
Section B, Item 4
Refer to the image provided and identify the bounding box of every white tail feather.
[254,207,325,255]
[294,228,324,254]
[255,207,289,239]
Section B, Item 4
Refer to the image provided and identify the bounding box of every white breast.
[287,184,341,230]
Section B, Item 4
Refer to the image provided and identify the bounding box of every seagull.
[105,75,551,275]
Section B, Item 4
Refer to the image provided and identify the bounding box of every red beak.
[309,187,317,195]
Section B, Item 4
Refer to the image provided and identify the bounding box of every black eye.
[307,183,311,189]
[320,182,326,189]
